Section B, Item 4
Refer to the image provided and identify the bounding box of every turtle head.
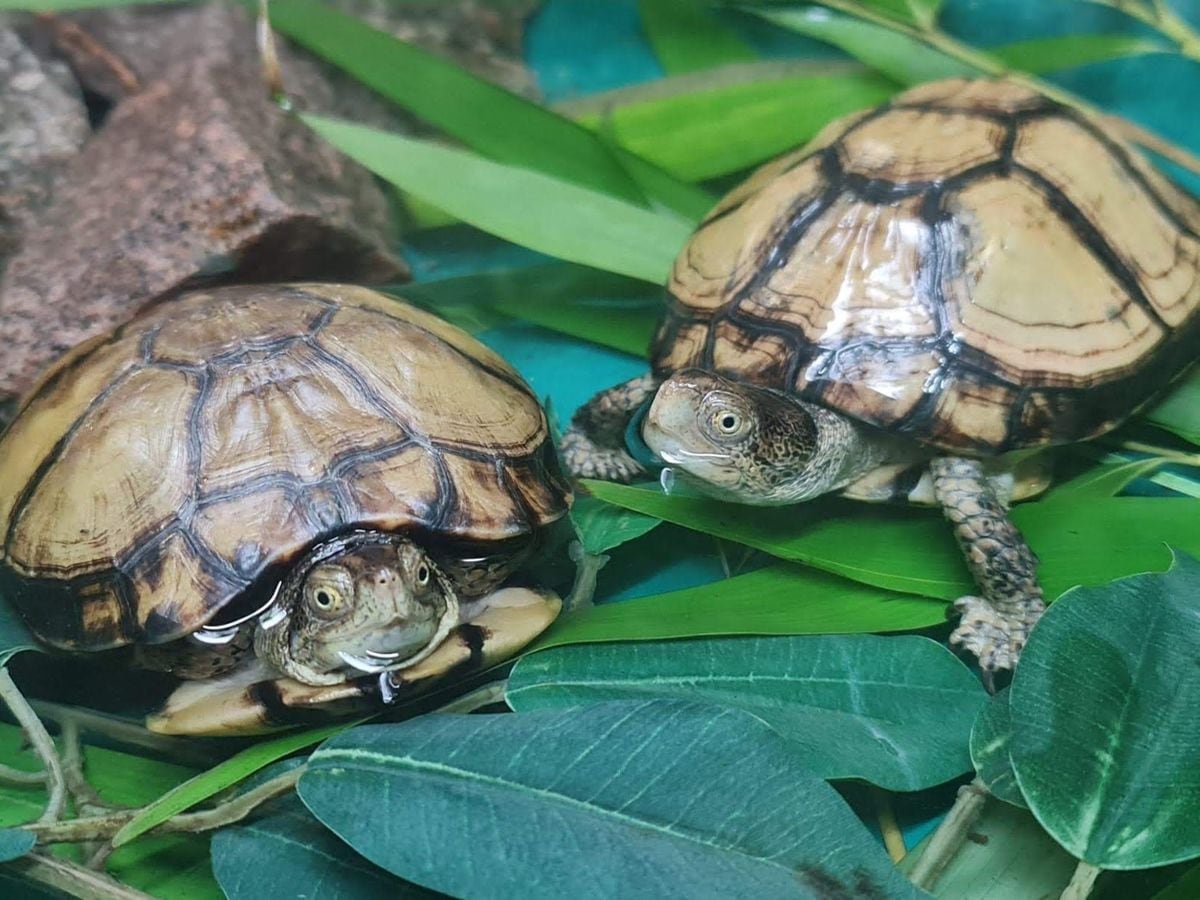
[643,369,889,505]
[256,537,459,685]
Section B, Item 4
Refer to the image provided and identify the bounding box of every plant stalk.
[1061,860,1103,899]
[907,777,989,890]
[0,668,65,824]
[3,853,154,900]
[565,541,609,611]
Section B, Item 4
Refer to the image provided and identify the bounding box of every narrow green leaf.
[611,146,716,222]
[757,8,978,85]
[0,828,33,862]
[585,481,1200,601]
[571,496,662,555]
[534,562,946,651]
[510,634,985,791]
[905,0,943,28]
[573,71,897,182]
[1042,457,1166,501]
[299,701,922,898]
[1145,370,1200,445]
[304,116,690,284]
[969,688,1027,809]
[266,0,644,205]
[990,34,1164,73]
[112,722,352,848]
[1010,551,1200,868]
[639,0,758,74]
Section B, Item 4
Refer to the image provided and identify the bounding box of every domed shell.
[0,284,570,652]
[654,78,1200,453]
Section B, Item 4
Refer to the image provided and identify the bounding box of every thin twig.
[907,777,989,890]
[0,763,45,786]
[4,853,153,900]
[565,541,609,611]
[1061,860,1103,899]
[26,766,302,845]
[0,669,65,825]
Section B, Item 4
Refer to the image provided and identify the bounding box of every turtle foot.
[560,429,645,483]
[949,595,1044,677]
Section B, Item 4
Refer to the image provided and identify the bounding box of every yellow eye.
[715,411,741,434]
[311,587,341,612]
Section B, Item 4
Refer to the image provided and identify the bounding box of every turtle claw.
[949,595,1041,678]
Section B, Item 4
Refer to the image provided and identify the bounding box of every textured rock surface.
[0,3,404,411]
[0,28,89,261]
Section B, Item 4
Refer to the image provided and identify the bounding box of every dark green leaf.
[0,828,33,862]
[572,496,662,555]
[213,795,432,899]
[267,0,644,204]
[299,701,922,898]
[1156,862,1200,899]
[756,8,978,85]
[509,634,985,791]
[1145,371,1200,445]
[1010,551,1200,868]
[304,116,690,284]
[969,689,1026,809]
[585,482,1200,601]
[990,34,1165,73]
[534,563,946,650]
[1042,457,1166,501]
[639,0,758,74]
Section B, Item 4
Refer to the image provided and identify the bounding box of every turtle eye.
[715,411,741,434]
[416,564,430,586]
[308,585,344,615]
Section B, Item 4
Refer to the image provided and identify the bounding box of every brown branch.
[0,669,65,824]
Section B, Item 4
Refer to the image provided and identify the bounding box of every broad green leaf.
[585,482,1200,601]
[1145,371,1200,445]
[900,801,1076,898]
[213,795,432,899]
[1042,457,1166,502]
[266,0,644,205]
[1157,863,1200,899]
[299,701,922,898]
[509,634,985,791]
[969,689,1026,809]
[112,722,353,848]
[571,496,662,555]
[757,8,978,85]
[0,829,33,862]
[534,562,946,650]
[638,0,758,74]
[990,34,1165,73]
[1010,552,1200,868]
[573,71,897,182]
[0,600,38,666]
[304,116,690,284]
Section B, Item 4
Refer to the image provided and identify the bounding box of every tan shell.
[655,78,1200,453]
[0,284,570,651]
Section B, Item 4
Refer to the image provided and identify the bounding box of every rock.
[0,28,89,262]
[0,3,404,411]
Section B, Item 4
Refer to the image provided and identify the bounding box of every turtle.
[0,283,572,734]
[562,77,1200,674]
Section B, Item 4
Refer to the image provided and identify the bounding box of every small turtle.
[0,284,571,734]
[563,78,1200,673]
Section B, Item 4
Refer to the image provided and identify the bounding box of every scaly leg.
[931,456,1046,675]
[560,373,659,482]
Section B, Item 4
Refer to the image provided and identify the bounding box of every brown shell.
[655,78,1200,453]
[0,284,570,651]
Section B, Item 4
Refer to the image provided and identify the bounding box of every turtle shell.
[0,284,570,652]
[654,78,1200,453]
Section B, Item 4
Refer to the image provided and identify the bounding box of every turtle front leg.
[561,373,659,482]
[931,456,1046,676]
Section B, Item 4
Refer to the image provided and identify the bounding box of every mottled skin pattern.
[560,373,658,481]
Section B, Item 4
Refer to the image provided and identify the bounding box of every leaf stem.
[3,853,154,900]
[1061,860,1102,899]
[907,777,989,890]
[0,668,65,824]
[565,541,609,611]
[872,786,907,862]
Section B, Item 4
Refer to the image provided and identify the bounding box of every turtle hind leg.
[931,456,1047,676]
[561,373,659,482]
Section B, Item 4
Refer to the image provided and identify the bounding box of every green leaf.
[265,0,644,205]
[756,7,978,85]
[1156,863,1200,899]
[969,688,1027,809]
[213,794,432,899]
[638,0,758,74]
[585,482,1200,601]
[1042,457,1166,502]
[571,496,662,555]
[0,828,33,862]
[1145,371,1200,446]
[112,722,352,848]
[1009,551,1200,868]
[299,701,922,898]
[0,600,38,666]
[509,634,985,791]
[572,70,897,182]
[534,563,946,650]
[900,800,1077,898]
[990,34,1165,73]
[304,116,691,285]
